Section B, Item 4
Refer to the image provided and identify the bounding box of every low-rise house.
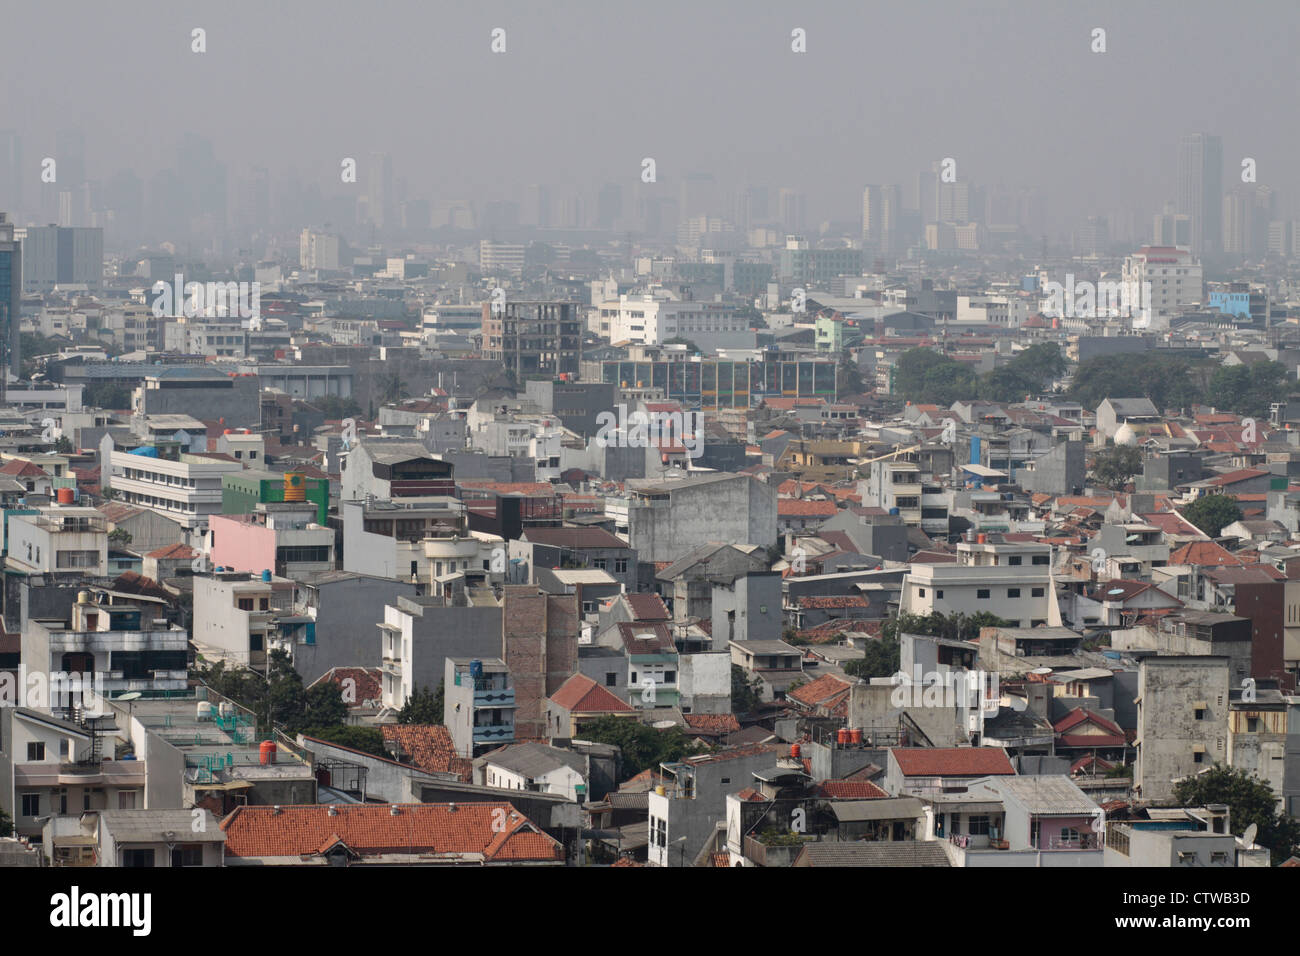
[476,742,589,802]
[547,673,637,738]
[220,802,565,866]
[43,809,224,867]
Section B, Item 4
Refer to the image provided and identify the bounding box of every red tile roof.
[380,725,473,781]
[147,542,198,559]
[891,747,1015,777]
[624,593,669,622]
[815,779,888,799]
[550,673,636,714]
[778,499,839,517]
[682,712,742,735]
[309,667,382,708]
[220,802,564,862]
[1168,540,1246,567]
[788,673,851,709]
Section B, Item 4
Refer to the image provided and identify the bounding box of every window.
[977,589,990,600]
[1032,555,1049,565]
[615,558,628,574]
[605,673,618,687]
[1193,751,1204,763]
[26,741,45,761]
[171,845,205,867]
[593,558,607,571]
[968,815,990,835]
[122,848,155,868]
[237,598,254,611]
[1194,708,1206,720]
[1008,556,1022,566]
[918,587,926,598]
[1007,588,1020,598]
[665,671,676,684]
[935,590,943,599]
[1031,587,1045,597]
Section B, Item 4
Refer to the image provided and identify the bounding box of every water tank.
[469,659,483,681]
[836,728,849,745]
[218,702,233,717]
[56,487,75,505]
[196,701,212,721]
[976,533,987,545]
[654,785,665,796]
[284,472,306,502]
[849,728,863,745]
[259,740,277,766]
[261,569,272,582]
[790,743,801,760]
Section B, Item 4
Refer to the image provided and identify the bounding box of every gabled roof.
[891,747,1015,777]
[550,673,635,715]
[219,802,563,862]
[1167,540,1246,567]
[623,593,669,622]
[615,622,675,654]
[788,673,851,709]
[380,725,473,781]
[815,778,889,799]
[522,527,629,550]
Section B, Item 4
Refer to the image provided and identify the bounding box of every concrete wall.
[292,575,417,685]
[629,476,777,565]
[1136,657,1230,804]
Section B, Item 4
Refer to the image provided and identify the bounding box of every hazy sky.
[4,0,1298,223]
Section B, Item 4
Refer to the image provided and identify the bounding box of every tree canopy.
[578,715,697,780]
[1173,765,1300,865]
[1091,445,1144,490]
[1181,495,1243,538]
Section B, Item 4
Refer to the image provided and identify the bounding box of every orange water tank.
[790,744,801,760]
[976,533,987,544]
[850,728,863,745]
[284,473,306,502]
[837,728,849,745]
[259,740,277,765]
[56,487,75,505]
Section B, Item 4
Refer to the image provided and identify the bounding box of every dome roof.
[1114,423,1138,446]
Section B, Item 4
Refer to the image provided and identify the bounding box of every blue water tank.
[261,569,272,582]
[889,507,900,516]
[470,659,483,681]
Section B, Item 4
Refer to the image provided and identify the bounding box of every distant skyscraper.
[1153,211,1192,247]
[16,224,103,293]
[596,183,622,230]
[862,184,902,254]
[0,132,21,220]
[526,184,551,228]
[0,212,20,392]
[1177,132,1223,256]
[778,188,806,234]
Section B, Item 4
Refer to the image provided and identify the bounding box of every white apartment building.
[7,506,108,577]
[299,229,340,271]
[955,294,1032,328]
[1121,246,1203,330]
[602,294,745,346]
[479,240,525,276]
[102,442,245,531]
[901,535,1062,628]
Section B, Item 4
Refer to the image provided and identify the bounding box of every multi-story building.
[101,438,244,531]
[444,656,516,757]
[0,212,20,382]
[1135,655,1230,805]
[208,502,335,577]
[22,589,188,700]
[602,294,745,346]
[7,505,108,577]
[482,301,581,381]
[902,534,1062,628]
[1177,132,1223,256]
[190,570,297,670]
[1119,245,1202,329]
[15,224,103,294]
[298,229,340,271]
[478,240,525,276]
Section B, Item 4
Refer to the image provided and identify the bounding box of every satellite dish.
[118,692,142,701]
[1243,823,1258,845]
[1107,588,1125,596]
[1030,667,1053,675]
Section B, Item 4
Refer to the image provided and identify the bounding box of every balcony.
[474,687,515,708]
[472,723,515,744]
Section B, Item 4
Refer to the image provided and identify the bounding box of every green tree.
[107,528,133,547]
[0,806,12,837]
[1182,495,1243,538]
[731,664,763,714]
[85,381,132,410]
[579,715,695,780]
[1207,361,1288,421]
[882,610,1012,644]
[894,348,980,407]
[1091,445,1144,490]
[397,682,444,724]
[843,635,900,680]
[1173,765,1300,865]
[298,725,386,757]
[315,395,363,420]
[303,681,348,728]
